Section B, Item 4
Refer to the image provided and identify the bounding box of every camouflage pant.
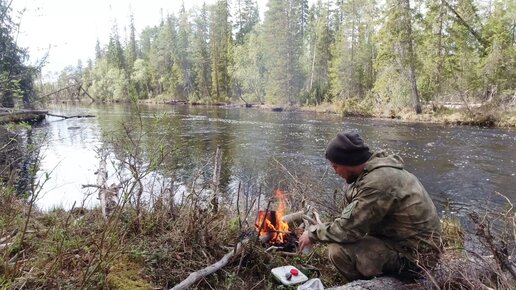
[328,236,414,283]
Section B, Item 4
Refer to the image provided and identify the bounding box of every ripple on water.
[32,105,516,215]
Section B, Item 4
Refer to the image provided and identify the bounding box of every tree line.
[51,0,515,113]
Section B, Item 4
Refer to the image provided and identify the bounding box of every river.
[32,103,515,220]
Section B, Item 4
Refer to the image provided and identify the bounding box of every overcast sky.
[11,0,269,77]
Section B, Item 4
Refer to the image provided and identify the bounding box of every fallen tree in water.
[0,109,95,124]
[0,109,48,124]
[46,112,95,119]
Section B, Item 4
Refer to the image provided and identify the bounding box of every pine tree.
[230,28,267,103]
[0,0,35,108]
[95,38,103,60]
[418,0,453,101]
[152,15,175,96]
[139,27,158,61]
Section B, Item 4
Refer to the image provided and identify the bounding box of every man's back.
[300,131,443,281]
[348,151,442,263]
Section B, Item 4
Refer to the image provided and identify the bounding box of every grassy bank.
[302,99,516,128]
[1,181,514,289]
[1,111,514,289]
[135,96,516,128]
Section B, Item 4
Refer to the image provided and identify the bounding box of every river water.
[32,103,515,219]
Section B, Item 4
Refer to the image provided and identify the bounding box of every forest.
[35,0,515,117]
[1,0,515,289]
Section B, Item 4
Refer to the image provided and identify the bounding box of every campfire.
[255,190,298,252]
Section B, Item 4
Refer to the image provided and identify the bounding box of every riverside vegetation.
[31,0,516,127]
[0,119,515,289]
[1,0,515,287]
[1,0,514,127]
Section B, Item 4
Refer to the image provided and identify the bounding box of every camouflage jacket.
[309,151,442,261]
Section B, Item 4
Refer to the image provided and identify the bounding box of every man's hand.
[298,230,314,252]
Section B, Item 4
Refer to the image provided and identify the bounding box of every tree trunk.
[402,0,422,114]
[1,93,14,108]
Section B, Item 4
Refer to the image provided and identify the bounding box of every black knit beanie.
[325,131,372,166]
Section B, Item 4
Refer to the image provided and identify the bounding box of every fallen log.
[43,83,79,98]
[43,82,94,102]
[79,85,95,102]
[170,238,249,290]
[0,110,48,124]
[47,113,95,119]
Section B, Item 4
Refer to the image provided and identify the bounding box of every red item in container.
[290,268,299,276]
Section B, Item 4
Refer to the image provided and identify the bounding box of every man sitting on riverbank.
[299,131,442,282]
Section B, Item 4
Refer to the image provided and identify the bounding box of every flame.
[256,190,290,245]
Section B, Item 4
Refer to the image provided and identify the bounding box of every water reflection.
[33,104,515,220]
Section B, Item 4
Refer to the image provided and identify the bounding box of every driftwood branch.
[43,82,94,101]
[79,86,95,102]
[470,212,516,280]
[175,209,311,288]
[313,211,323,224]
[170,238,249,290]
[210,145,223,213]
[43,83,79,98]
[96,151,119,220]
[47,113,95,119]
[283,210,307,224]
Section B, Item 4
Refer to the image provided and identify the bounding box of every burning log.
[256,190,301,250]
[255,190,323,252]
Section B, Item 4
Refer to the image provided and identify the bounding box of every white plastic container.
[271,265,309,286]
[297,278,324,290]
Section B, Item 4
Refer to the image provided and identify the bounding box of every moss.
[106,257,153,290]
[441,217,465,253]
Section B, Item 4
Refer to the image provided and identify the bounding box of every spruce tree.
[233,0,260,45]
[192,3,212,101]
[210,0,232,102]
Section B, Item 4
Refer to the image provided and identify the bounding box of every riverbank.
[0,185,514,289]
[1,117,514,288]
[137,97,516,128]
[300,100,516,128]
